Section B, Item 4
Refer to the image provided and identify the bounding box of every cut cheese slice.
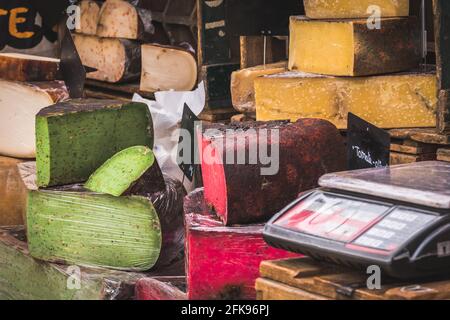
[97,0,155,41]
[140,44,197,92]
[231,62,287,115]
[304,0,409,19]
[289,16,421,76]
[0,157,26,226]
[73,34,141,83]
[75,0,101,35]
[0,80,68,158]
[255,71,438,129]
[36,99,154,187]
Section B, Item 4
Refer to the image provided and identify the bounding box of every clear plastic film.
[184,188,297,300]
[0,226,147,300]
[150,177,187,269]
[17,162,185,273]
[135,277,186,300]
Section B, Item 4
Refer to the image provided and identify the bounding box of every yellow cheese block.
[289,16,421,76]
[304,0,409,19]
[0,156,26,226]
[255,71,438,129]
[231,62,287,115]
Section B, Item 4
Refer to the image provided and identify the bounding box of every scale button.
[354,236,383,248]
[389,211,418,222]
[366,228,395,239]
[378,219,406,231]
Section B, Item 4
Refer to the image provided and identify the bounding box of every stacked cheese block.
[0,96,186,299]
[183,119,347,300]
[74,0,197,91]
[233,0,438,129]
[0,53,70,226]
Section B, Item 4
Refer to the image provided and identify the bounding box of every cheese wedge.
[0,157,26,226]
[255,71,438,129]
[289,16,421,76]
[0,80,69,158]
[231,62,287,115]
[304,0,410,19]
[36,99,154,187]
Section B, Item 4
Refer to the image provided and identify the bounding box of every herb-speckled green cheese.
[85,146,165,197]
[0,227,149,300]
[27,190,162,271]
[36,99,154,187]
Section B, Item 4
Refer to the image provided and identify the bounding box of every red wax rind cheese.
[185,188,298,300]
[199,119,346,225]
[135,278,187,300]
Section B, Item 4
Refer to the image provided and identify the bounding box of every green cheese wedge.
[36,99,154,187]
[0,226,147,300]
[85,146,165,197]
[27,190,162,271]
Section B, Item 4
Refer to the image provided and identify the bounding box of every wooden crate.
[389,128,450,164]
[257,258,450,300]
[240,36,287,69]
[437,148,450,162]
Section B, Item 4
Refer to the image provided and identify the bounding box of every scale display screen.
[273,193,438,254]
[264,189,449,279]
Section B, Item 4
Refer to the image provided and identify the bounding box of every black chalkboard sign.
[347,113,390,170]
[177,104,200,182]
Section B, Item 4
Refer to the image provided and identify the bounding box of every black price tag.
[59,22,86,99]
[347,113,390,170]
[177,104,200,182]
[225,0,304,36]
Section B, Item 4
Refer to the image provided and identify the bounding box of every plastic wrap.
[319,161,450,209]
[27,189,162,272]
[135,277,186,300]
[150,177,186,269]
[133,82,205,192]
[184,188,299,300]
[0,226,148,300]
[200,119,346,225]
[0,156,27,226]
[19,162,185,272]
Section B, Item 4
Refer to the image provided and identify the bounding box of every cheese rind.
[85,146,166,197]
[289,16,421,76]
[185,188,298,300]
[231,62,287,115]
[304,0,409,19]
[255,71,438,129]
[0,157,26,226]
[73,34,141,83]
[0,53,60,82]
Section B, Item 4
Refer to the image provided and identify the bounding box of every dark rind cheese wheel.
[199,119,346,225]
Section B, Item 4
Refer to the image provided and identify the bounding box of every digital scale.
[264,161,450,279]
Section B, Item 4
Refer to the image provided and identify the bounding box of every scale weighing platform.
[264,161,450,279]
